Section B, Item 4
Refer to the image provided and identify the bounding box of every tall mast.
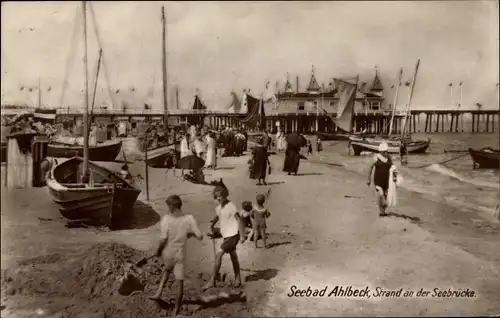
[38,78,42,108]
[401,59,420,138]
[82,1,89,178]
[388,68,403,136]
[161,6,168,141]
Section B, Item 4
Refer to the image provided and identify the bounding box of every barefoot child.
[239,201,254,243]
[316,138,323,154]
[203,186,242,290]
[251,193,271,249]
[307,140,313,156]
[149,195,203,316]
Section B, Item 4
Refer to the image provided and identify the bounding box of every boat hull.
[140,141,181,168]
[46,157,141,226]
[316,132,351,141]
[47,140,122,161]
[468,148,500,169]
[350,139,430,155]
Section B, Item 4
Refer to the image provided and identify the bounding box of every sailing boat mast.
[388,68,403,136]
[161,6,168,142]
[401,59,420,139]
[82,1,90,179]
[38,78,42,108]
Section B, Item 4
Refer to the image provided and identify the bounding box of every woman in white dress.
[194,134,205,158]
[204,132,217,170]
[180,133,191,158]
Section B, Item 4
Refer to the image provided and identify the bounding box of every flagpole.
[38,77,42,109]
[450,83,454,109]
[388,68,403,136]
[460,82,464,131]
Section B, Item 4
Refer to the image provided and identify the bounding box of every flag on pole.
[448,83,453,87]
[265,81,270,89]
[459,82,463,86]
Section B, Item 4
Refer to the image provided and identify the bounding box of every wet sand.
[1,148,500,317]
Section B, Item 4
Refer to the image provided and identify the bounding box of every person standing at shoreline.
[203,186,242,290]
[367,142,397,217]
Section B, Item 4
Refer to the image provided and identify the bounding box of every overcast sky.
[1,1,498,110]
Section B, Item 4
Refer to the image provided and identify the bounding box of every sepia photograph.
[1,1,499,317]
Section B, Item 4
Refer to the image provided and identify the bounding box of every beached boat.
[140,141,181,168]
[350,138,430,155]
[46,157,141,225]
[47,139,122,161]
[316,131,352,141]
[468,148,500,169]
[47,2,140,228]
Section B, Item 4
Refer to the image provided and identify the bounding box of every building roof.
[306,74,321,92]
[370,73,384,91]
[284,79,294,93]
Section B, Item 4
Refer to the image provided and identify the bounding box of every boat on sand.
[46,157,141,226]
[468,148,500,169]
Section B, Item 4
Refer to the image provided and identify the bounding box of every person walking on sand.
[367,142,398,217]
[204,132,217,170]
[250,194,271,249]
[250,137,271,185]
[149,195,204,316]
[203,186,242,290]
[283,142,301,176]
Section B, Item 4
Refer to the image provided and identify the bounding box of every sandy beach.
[1,146,500,317]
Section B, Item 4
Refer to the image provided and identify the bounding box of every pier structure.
[2,106,497,134]
[2,67,498,134]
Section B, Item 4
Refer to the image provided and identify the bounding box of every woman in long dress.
[205,132,217,170]
[194,134,205,158]
[180,133,191,158]
[283,142,300,175]
[250,137,270,185]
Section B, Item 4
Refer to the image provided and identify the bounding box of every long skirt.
[283,149,300,174]
[250,147,268,180]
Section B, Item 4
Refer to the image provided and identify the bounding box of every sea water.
[319,133,499,218]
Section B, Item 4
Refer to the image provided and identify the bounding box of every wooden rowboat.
[47,139,122,161]
[350,139,430,155]
[468,147,500,169]
[46,157,141,227]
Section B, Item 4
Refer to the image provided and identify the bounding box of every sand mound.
[1,242,247,317]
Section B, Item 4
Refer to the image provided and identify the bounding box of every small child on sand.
[316,138,323,153]
[251,194,271,249]
[239,201,253,243]
[149,195,203,316]
[307,140,313,156]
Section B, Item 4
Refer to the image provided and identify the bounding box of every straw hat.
[378,142,389,152]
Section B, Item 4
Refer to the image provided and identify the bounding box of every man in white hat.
[367,142,394,216]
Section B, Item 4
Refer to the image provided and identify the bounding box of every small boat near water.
[47,139,123,161]
[46,157,141,226]
[468,148,500,169]
[350,138,430,155]
[316,131,352,141]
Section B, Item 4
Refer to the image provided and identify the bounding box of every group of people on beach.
[149,185,271,315]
